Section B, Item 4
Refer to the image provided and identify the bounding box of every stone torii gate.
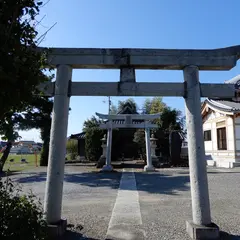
[95,112,161,172]
[39,45,240,239]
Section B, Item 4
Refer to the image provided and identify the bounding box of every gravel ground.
[3,163,240,240]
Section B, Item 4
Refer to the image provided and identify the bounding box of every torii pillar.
[43,64,72,235]
[184,66,219,239]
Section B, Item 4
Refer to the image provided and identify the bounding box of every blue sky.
[19,0,240,142]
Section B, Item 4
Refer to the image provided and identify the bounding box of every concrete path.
[106,169,145,240]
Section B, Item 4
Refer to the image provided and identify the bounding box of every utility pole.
[103,96,111,114]
[108,96,111,114]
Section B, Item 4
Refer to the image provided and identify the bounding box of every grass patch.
[1,154,40,172]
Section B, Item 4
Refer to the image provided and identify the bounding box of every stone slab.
[38,45,240,70]
[47,218,67,237]
[186,220,220,240]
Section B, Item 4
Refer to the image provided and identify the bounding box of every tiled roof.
[69,132,86,140]
[206,99,240,112]
[224,74,240,84]
[205,74,240,113]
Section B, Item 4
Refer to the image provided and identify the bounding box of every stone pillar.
[44,65,72,229]
[144,128,155,172]
[102,123,113,171]
[184,65,219,239]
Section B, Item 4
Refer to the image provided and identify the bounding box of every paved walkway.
[5,163,240,240]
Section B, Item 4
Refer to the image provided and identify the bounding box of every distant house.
[201,75,240,168]
[10,140,41,155]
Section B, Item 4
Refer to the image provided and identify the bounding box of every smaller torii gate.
[96,112,161,171]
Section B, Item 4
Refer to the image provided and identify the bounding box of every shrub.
[66,139,78,160]
[0,176,48,240]
[85,127,103,162]
[40,144,49,166]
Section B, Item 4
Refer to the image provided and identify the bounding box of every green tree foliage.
[117,98,138,113]
[17,96,53,166]
[82,116,102,131]
[83,116,104,162]
[142,97,165,114]
[134,97,184,160]
[85,127,103,162]
[66,139,78,160]
[133,129,145,157]
[110,104,118,114]
[156,107,183,158]
[0,112,22,171]
[0,0,47,118]
[159,107,182,132]
[0,177,48,239]
[0,0,50,169]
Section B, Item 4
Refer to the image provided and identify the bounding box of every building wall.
[234,117,240,161]
[203,110,237,167]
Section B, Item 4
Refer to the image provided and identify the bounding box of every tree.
[133,129,146,158]
[134,98,184,161]
[142,97,166,114]
[159,107,182,132]
[0,1,49,170]
[0,112,22,171]
[117,98,138,113]
[85,127,104,162]
[110,104,118,114]
[82,116,102,131]
[18,95,53,166]
[66,139,78,160]
[82,116,104,162]
[0,177,48,239]
[0,0,47,119]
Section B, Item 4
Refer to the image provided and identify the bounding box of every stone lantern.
[96,134,107,168]
[150,133,158,167]
[101,134,107,157]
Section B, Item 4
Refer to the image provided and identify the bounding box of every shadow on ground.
[220,231,240,240]
[0,170,23,178]
[13,169,190,195]
[15,172,47,183]
[59,230,100,240]
[63,171,190,195]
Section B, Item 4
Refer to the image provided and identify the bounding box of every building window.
[204,130,211,141]
[217,127,227,150]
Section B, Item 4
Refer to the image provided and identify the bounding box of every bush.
[0,177,48,240]
[66,139,78,160]
[40,144,49,166]
[85,127,103,162]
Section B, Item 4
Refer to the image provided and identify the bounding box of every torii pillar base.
[186,221,219,240]
[47,218,67,237]
[144,165,155,172]
[101,164,113,172]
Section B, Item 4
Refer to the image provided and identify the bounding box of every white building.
[201,75,240,168]
[10,140,41,155]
